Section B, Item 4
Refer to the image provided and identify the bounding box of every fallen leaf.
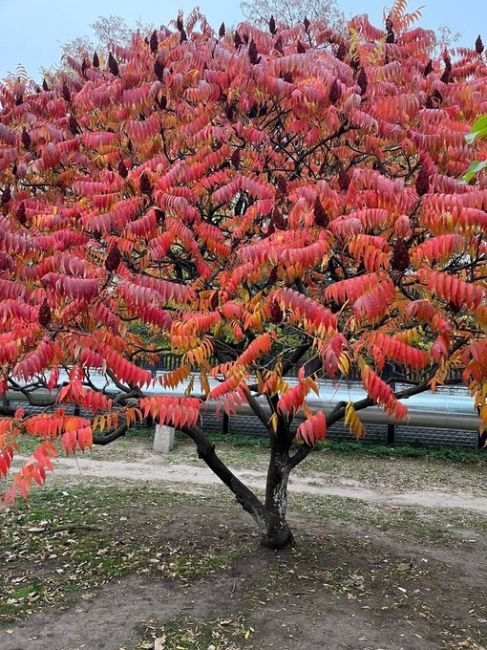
[154,636,166,650]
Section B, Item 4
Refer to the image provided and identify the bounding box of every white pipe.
[5,372,481,432]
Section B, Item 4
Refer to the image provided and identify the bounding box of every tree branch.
[93,423,128,445]
[242,385,273,431]
[106,370,143,396]
[281,342,312,376]
[289,377,446,469]
[182,423,268,531]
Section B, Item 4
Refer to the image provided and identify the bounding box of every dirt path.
[18,453,487,516]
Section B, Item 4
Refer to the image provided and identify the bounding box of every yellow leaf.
[302,403,313,419]
[240,287,250,302]
[185,375,195,397]
[344,402,366,440]
[338,352,350,376]
[200,369,210,396]
[307,377,320,397]
[269,413,278,433]
[213,321,223,338]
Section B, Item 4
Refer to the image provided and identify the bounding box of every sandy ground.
[13,450,487,516]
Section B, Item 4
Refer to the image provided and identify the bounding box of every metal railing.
[144,353,465,384]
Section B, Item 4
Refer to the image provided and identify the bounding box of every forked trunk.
[184,424,295,550]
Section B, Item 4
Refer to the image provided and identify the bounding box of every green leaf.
[465,114,487,144]
[462,160,487,183]
[471,114,487,133]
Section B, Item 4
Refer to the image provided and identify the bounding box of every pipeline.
[5,373,481,432]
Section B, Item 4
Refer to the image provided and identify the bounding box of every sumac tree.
[0,4,486,548]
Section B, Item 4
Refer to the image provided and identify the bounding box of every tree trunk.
[261,448,294,549]
[184,424,295,550]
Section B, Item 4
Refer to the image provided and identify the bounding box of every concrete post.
[153,424,175,453]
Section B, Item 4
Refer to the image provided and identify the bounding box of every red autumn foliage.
[0,5,486,546]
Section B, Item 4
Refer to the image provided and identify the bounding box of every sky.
[0,0,485,81]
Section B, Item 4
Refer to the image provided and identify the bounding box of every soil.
[2,507,487,650]
[2,442,487,650]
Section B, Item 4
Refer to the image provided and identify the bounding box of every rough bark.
[261,447,294,548]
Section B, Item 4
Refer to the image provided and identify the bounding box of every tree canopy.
[0,4,486,547]
[240,0,345,32]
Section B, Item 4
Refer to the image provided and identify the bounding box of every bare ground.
[2,439,487,650]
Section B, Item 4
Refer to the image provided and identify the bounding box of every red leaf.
[296,411,327,445]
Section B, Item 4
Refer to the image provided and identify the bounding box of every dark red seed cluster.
[391,238,410,273]
[105,245,121,272]
[38,300,51,327]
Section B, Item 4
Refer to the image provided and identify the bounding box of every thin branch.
[289,373,452,469]
[106,370,142,396]
[93,423,128,445]
[242,386,272,431]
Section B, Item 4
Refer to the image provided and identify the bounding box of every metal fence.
[145,353,464,384]
[5,354,478,450]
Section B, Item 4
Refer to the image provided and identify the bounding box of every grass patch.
[175,429,485,465]
[125,425,155,440]
[316,440,486,464]
[127,427,270,448]
[187,432,486,465]
[0,485,253,623]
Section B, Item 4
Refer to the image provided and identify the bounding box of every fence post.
[222,412,229,434]
[387,423,395,446]
[380,365,396,446]
[153,424,175,453]
[478,430,487,450]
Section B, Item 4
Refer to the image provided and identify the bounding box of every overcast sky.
[0,0,485,80]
